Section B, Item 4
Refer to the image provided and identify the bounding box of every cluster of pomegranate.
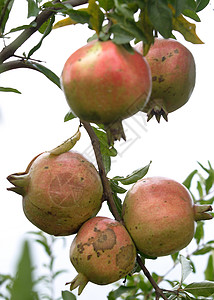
[7,38,212,295]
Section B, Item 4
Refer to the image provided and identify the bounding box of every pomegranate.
[67,216,136,295]
[61,40,152,142]
[7,151,103,236]
[135,38,196,122]
[122,177,212,257]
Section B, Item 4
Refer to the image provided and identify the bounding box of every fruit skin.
[68,216,136,295]
[61,40,152,142]
[135,38,196,122]
[122,177,212,257]
[7,151,103,236]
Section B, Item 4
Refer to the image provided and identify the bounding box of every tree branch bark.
[0,0,88,64]
[82,121,168,300]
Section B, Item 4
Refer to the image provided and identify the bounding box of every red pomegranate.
[7,151,103,236]
[61,40,152,142]
[67,216,136,295]
[135,38,196,122]
[122,177,212,257]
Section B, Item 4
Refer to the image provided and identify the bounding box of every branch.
[137,255,168,300]
[0,0,88,64]
[82,121,169,300]
[81,121,121,222]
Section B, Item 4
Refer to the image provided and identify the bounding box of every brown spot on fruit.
[116,245,135,270]
[92,228,116,252]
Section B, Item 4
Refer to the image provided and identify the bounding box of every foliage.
[0,0,213,299]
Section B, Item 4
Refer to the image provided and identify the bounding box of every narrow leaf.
[28,15,55,58]
[64,110,76,122]
[147,1,173,38]
[180,255,193,284]
[27,62,61,88]
[196,0,210,12]
[184,281,214,297]
[113,161,151,185]
[0,0,15,34]
[10,240,36,300]
[98,0,114,11]
[27,0,40,18]
[172,14,203,44]
[108,286,136,300]
[62,290,77,300]
[182,169,197,189]
[205,253,214,281]
[194,221,204,244]
[53,17,76,29]
[0,86,21,94]
[88,0,104,35]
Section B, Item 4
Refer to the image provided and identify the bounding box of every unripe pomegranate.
[68,216,136,295]
[7,151,103,236]
[61,40,152,142]
[122,177,212,257]
[135,38,196,122]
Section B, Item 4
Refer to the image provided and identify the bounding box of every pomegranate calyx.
[66,273,88,295]
[7,172,29,196]
[105,121,126,145]
[146,100,168,122]
[194,204,213,221]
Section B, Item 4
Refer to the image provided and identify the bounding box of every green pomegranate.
[7,151,103,236]
[135,38,196,122]
[61,39,152,143]
[122,177,212,257]
[67,216,136,295]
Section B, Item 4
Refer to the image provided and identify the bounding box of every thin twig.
[137,255,168,300]
[0,0,88,64]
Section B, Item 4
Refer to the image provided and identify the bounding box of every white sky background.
[0,1,214,299]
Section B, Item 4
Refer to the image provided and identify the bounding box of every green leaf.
[66,9,90,24]
[108,11,147,43]
[27,62,61,88]
[182,169,197,189]
[205,253,214,281]
[88,0,104,35]
[183,9,201,22]
[10,240,36,300]
[0,86,21,94]
[196,180,203,198]
[35,239,51,256]
[110,180,127,194]
[147,0,173,38]
[98,0,114,11]
[205,173,214,194]
[27,0,40,18]
[113,161,151,185]
[28,14,55,58]
[110,24,134,44]
[4,23,37,35]
[0,0,15,34]
[180,255,193,284]
[112,193,123,217]
[62,290,77,300]
[193,245,213,256]
[173,11,203,44]
[108,285,136,300]
[171,251,179,262]
[184,280,214,297]
[194,221,204,244]
[196,0,210,12]
[64,110,76,122]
